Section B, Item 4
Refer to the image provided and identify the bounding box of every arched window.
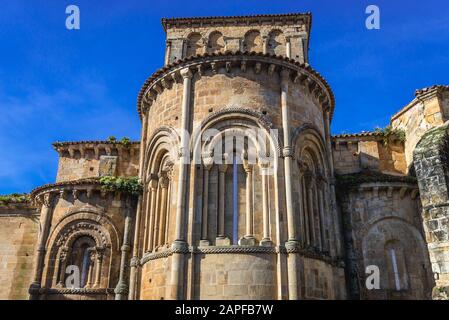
[66,236,96,288]
[198,127,274,247]
[186,33,203,57]
[144,153,174,252]
[208,31,225,54]
[294,132,330,254]
[243,30,263,53]
[385,240,409,291]
[267,30,286,56]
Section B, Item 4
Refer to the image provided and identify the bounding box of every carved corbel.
[387,186,393,198]
[161,77,171,89]
[399,187,408,199]
[210,62,218,74]
[254,62,262,74]
[267,64,276,76]
[72,189,79,200]
[171,71,181,83]
[94,147,100,159]
[196,64,203,77]
[225,61,232,73]
[59,189,67,200]
[40,192,53,208]
[240,60,247,72]
[68,148,75,158]
[153,82,163,94]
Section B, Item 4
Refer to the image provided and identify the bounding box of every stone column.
[286,37,291,58]
[165,40,172,65]
[128,194,142,299]
[262,36,268,54]
[323,110,341,257]
[149,176,160,251]
[280,69,297,242]
[86,250,95,288]
[239,153,255,246]
[200,157,213,246]
[302,176,310,246]
[29,192,53,300]
[158,174,170,246]
[216,161,230,246]
[170,67,193,300]
[139,104,149,179]
[94,247,104,288]
[280,68,301,300]
[56,247,68,287]
[115,197,133,300]
[260,161,272,246]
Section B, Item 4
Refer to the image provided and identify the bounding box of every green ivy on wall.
[99,176,142,196]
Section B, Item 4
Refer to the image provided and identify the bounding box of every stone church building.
[1,13,448,300]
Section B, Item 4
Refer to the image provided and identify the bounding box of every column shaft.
[217,164,228,238]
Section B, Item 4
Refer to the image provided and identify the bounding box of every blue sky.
[0,0,448,194]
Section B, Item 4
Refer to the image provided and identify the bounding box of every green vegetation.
[0,193,29,205]
[119,137,131,148]
[336,171,416,190]
[374,125,406,146]
[99,176,142,196]
[107,136,132,148]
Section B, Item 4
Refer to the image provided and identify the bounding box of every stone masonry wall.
[391,94,447,171]
[339,183,433,299]
[165,17,309,64]
[332,137,406,175]
[55,143,140,182]
[0,204,39,299]
[413,124,449,297]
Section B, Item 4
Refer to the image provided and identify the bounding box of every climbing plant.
[99,176,142,196]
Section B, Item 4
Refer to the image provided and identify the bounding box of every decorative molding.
[137,52,335,121]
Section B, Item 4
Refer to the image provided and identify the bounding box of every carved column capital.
[202,156,214,170]
[180,67,193,79]
[159,173,170,189]
[40,192,53,208]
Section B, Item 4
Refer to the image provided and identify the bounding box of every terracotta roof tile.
[332,131,382,139]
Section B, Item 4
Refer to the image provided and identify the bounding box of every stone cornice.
[140,244,343,267]
[53,141,140,158]
[30,178,104,202]
[161,12,311,32]
[137,52,335,121]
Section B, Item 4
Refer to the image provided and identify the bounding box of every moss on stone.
[415,124,449,153]
[0,193,30,205]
